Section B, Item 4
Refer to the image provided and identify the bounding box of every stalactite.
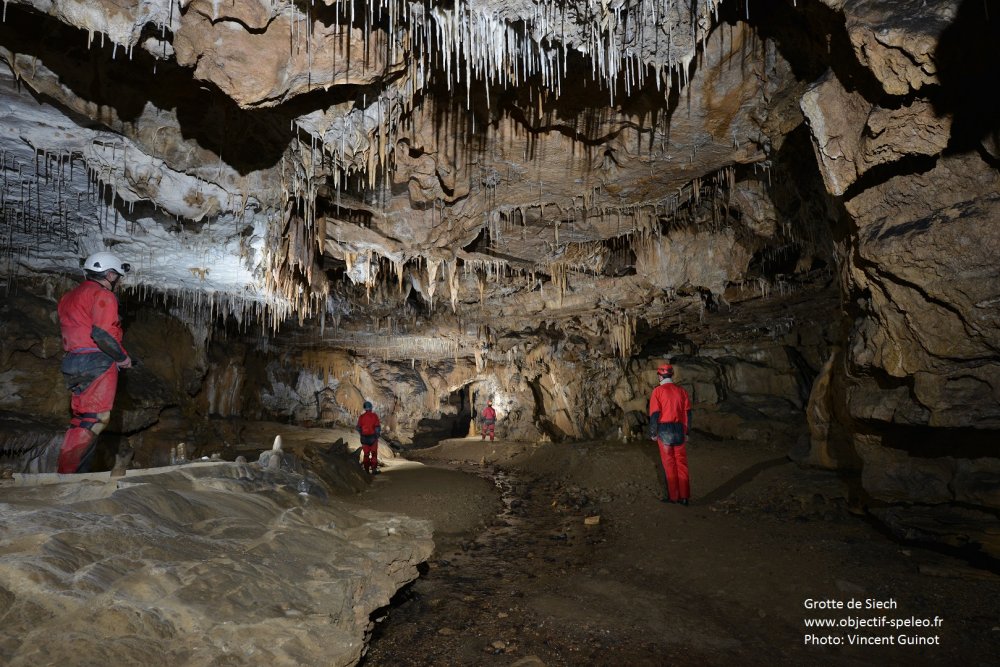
[392,258,405,292]
[1,0,732,337]
[425,257,441,310]
[549,260,567,305]
[608,311,636,358]
[447,258,460,313]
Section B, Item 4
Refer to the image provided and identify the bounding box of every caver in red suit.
[357,401,381,474]
[481,401,496,441]
[648,363,692,505]
[57,252,133,474]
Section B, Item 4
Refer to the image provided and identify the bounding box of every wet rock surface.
[0,462,433,667]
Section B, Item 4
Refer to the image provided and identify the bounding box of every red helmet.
[657,363,673,376]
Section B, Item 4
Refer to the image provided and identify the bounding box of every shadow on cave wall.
[729,0,887,101]
[934,0,1000,155]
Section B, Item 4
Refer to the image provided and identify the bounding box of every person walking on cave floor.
[481,399,497,441]
[648,363,693,505]
[357,400,382,474]
[56,252,134,474]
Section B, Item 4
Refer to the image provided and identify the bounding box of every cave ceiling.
[0,0,912,360]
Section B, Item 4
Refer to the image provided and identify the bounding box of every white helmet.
[83,251,130,276]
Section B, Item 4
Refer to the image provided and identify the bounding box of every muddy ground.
[342,433,1000,667]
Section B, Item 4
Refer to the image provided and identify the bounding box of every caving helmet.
[83,251,131,277]
[657,363,674,377]
[363,400,373,410]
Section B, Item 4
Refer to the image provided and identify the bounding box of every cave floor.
[344,435,1000,667]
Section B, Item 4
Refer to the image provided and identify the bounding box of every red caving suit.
[481,404,496,441]
[357,409,381,473]
[57,279,129,473]
[648,379,692,502]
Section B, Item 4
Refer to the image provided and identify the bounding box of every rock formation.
[0,463,433,666]
[0,0,997,593]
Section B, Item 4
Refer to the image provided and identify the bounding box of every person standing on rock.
[648,363,692,505]
[56,252,134,474]
[357,401,382,474]
[481,399,497,441]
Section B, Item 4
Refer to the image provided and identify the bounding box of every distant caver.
[648,363,692,505]
[357,400,382,474]
[481,399,497,441]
